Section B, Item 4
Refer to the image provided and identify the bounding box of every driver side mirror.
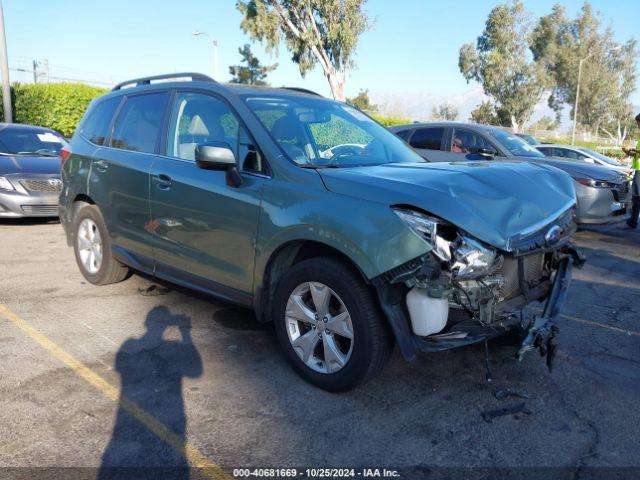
[195,142,242,187]
[470,147,496,159]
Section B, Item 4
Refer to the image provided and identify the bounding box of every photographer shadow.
[99,306,203,480]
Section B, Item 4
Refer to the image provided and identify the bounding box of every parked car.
[60,73,582,391]
[516,133,540,145]
[390,122,632,224]
[0,123,67,218]
[535,143,634,176]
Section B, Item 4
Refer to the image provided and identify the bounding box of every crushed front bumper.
[374,245,584,367]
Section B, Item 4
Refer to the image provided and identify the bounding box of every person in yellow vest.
[622,113,640,229]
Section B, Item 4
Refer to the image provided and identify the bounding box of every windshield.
[489,129,546,158]
[243,95,425,168]
[577,147,622,166]
[0,129,67,156]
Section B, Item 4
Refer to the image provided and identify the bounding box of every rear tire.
[72,203,129,285]
[273,256,393,392]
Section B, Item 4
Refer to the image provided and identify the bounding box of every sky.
[4,0,640,107]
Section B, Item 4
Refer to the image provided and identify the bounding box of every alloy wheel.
[285,282,354,374]
[77,218,103,274]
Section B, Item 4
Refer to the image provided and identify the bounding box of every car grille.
[21,205,58,215]
[20,179,62,192]
[613,182,631,203]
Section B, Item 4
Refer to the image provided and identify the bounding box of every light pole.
[0,0,12,123]
[571,46,623,145]
[193,31,219,80]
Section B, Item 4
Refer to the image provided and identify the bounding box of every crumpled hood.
[319,161,576,251]
[532,158,625,182]
[0,155,60,175]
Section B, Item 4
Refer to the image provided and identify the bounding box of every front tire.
[273,257,393,392]
[72,203,129,285]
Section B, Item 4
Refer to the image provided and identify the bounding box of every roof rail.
[280,87,323,97]
[112,72,215,91]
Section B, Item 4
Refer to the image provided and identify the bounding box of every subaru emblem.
[544,225,561,245]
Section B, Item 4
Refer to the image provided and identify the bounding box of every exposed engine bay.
[373,208,585,368]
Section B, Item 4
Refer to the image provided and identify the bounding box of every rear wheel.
[273,257,392,392]
[72,203,129,285]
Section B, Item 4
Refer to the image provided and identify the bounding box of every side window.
[537,147,552,156]
[394,129,412,141]
[80,97,121,146]
[110,93,168,153]
[166,92,240,162]
[553,148,566,157]
[562,149,586,160]
[410,128,444,150]
[450,129,494,154]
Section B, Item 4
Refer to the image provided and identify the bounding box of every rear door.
[89,91,169,269]
[148,90,265,303]
[407,127,447,161]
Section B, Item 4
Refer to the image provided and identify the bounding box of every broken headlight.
[451,236,503,279]
[393,208,453,261]
[394,208,502,279]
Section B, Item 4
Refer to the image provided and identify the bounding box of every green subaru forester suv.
[60,73,583,391]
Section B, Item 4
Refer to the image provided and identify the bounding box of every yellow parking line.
[530,306,640,337]
[0,303,230,480]
[559,312,640,337]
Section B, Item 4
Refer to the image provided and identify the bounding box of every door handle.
[152,173,172,190]
[94,160,108,172]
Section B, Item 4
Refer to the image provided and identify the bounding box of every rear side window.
[110,92,168,153]
[394,129,411,141]
[80,97,121,146]
[410,128,444,150]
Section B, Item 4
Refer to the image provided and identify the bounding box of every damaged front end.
[373,207,585,369]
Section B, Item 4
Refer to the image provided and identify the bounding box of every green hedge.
[371,114,412,127]
[1,83,107,137]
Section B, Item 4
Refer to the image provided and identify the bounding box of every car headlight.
[393,208,452,261]
[451,236,503,279]
[0,176,14,191]
[575,178,618,189]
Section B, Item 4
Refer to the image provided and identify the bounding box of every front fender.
[254,176,430,290]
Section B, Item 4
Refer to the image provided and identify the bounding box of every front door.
[149,91,265,303]
[439,128,501,162]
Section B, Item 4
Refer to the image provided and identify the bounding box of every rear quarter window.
[80,97,122,146]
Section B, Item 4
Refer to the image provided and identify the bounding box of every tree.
[431,102,459,121]
[470,101,499,125]
[528,115,559,131]
[346,89,377,112]
[531,2,638,141]
[236,0,370,101]
[229,44,278,85]
[459,0,547,132]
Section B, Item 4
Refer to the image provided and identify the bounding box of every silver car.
[0,123,66,218]
[535,143,634,176]
[390,122,632,224]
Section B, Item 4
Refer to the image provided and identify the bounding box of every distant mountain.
[370,87,569,127]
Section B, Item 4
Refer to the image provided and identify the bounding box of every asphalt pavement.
[0,218,638,480]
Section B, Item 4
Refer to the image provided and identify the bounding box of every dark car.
[0,123,67,218]
[59,74,581,391]
[390,122,631,224]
